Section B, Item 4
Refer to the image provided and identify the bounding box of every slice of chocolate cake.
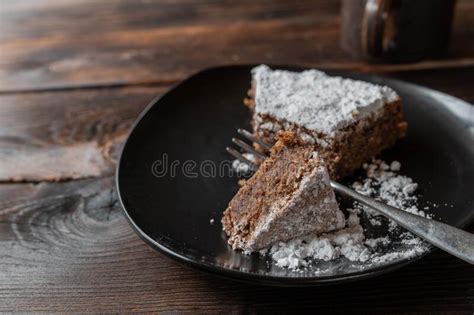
[222,132,345,252]
[246,65,407,179]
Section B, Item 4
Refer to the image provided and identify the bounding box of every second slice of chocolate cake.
[222,132,345,252]
[246,65,407,179]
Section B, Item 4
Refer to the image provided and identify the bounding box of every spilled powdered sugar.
[352,159,432,230]
[264,159,432,271]
[231,153,257,175]
[269,212,370,269]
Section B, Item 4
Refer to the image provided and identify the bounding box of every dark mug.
[341,0,456,62]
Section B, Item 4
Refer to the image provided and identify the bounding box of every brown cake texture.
[222,66,408,252]
[222,132,345,252]
[246,65,407,180]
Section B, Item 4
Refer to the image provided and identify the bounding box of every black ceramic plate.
[117,65,474,285]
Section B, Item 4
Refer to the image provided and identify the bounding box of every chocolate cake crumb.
[222,132,345,251]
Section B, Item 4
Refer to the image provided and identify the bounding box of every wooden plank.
[0,178,472,312]
[1,1,473,312]
[1,0,473,92]
[0,86,166,181]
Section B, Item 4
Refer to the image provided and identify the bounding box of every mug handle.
[362,0,392,58]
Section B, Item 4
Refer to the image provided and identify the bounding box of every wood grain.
[0,67,472,312]
[1,0,473,312]
[1,0,474,92]
[0,178,472,313]
[0,86,165,181]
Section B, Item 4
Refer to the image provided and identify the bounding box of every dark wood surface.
[0,1,473,313]
[1,0,474,92]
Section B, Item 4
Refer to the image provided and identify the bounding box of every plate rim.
[116,64,474,285]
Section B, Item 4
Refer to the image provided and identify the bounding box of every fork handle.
[330,181,474,265]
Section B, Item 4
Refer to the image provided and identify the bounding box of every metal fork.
[227,129,474,264]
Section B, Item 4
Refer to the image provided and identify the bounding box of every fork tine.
[226,147,258,171]
[237,129,273,150]
[232,138,267,160]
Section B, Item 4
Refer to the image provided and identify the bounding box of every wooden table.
[1,1,473,312]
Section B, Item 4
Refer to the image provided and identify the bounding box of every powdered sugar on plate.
[269,212,370,269]
[352,159,432,230]
[263,159,432,272]
[231,153,257,175]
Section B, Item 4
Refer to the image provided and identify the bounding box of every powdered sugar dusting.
[263,159,432,272]
[252,65,398,134]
